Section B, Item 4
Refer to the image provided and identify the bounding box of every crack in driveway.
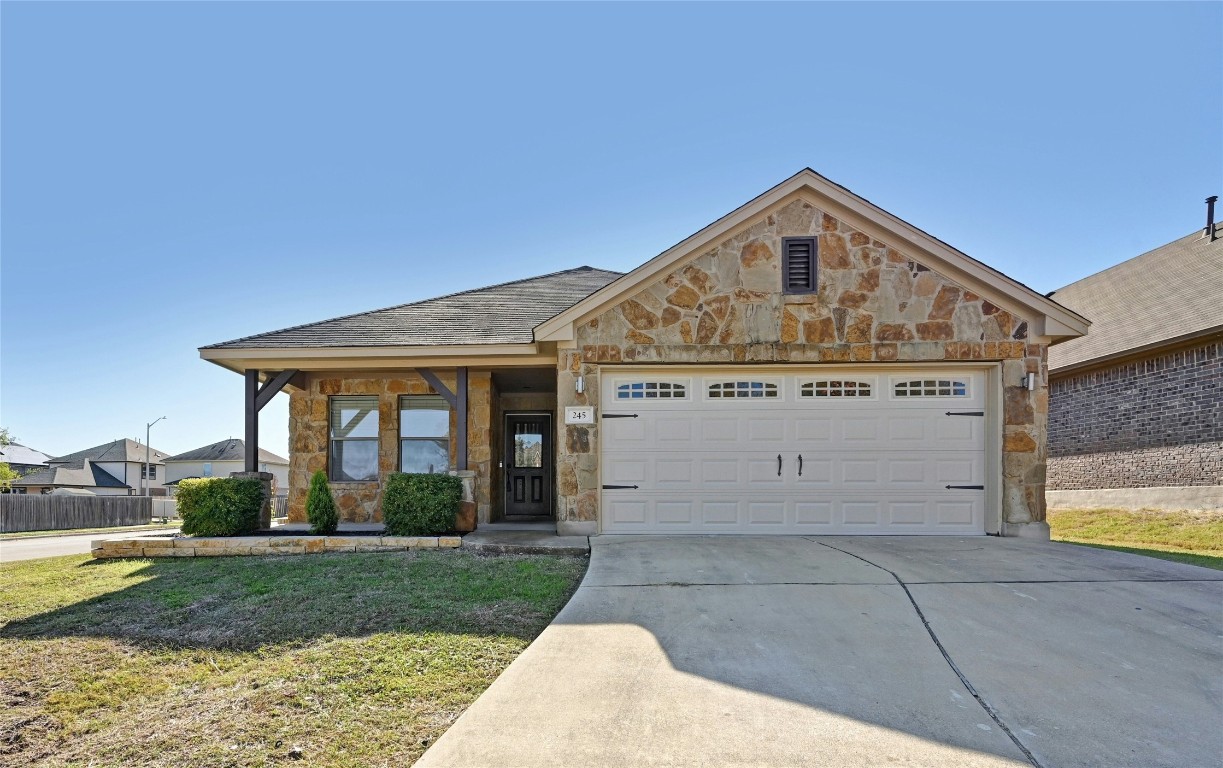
[809,538,1045,768]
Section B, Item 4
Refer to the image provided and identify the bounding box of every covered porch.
[236,365,560,528]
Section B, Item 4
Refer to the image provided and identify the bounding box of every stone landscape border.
[92,534,462,559]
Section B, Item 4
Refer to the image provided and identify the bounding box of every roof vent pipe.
[1208,195,1219,242]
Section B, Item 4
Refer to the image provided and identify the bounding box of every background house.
[1046,207,1222,510]
[14,439,170,496]
[163,439,289,497]
[0,443,51,489]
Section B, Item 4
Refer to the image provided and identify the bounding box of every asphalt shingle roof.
[0,443,51,468]
[203,266,624,349]
[49,439,169,467]
[1048,227,1223,372]
[165,439,288,464]
[15,462,129,489]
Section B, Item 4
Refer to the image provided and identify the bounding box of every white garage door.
[600,368,988,535]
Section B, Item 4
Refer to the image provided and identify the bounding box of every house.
[1046,201,1222,510]
[200,169,1088,537]
[14,439,170,496]
[163,439,289,496]
[1,443,51,476]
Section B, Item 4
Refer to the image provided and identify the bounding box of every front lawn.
[1048,507,1223,570]
[0,550,587,767]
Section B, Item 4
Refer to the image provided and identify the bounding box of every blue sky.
[2,2,1220,460]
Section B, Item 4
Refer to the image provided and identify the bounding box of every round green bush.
[178,477,265,537]
[382,473,462,536]
[306,470,339,534]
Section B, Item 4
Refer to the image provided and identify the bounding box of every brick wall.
[1048,340,1222,489]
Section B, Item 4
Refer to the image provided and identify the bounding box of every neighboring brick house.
[1046,215,1223,510]
[200,169,1088,538]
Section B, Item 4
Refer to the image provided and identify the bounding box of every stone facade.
[556,198,1048,532]
[286,371,492,523]
[1048,340,1223,490]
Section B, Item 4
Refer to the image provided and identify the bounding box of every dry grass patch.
[1048,507,1223,570]
[0,550,586,767]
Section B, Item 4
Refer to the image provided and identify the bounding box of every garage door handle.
[603,413,639,419]
[946,485,985,490]
[797,454,803,476]
[777,454,783,476]
[945,411,984,416]
[602,484,639,490]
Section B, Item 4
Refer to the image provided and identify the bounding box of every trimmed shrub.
[178,477,265,537]
[306,470,339,534]
[383,473,463,536]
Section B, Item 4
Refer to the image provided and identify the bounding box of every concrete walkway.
[0,530,178,563]
[415,536,1223,768]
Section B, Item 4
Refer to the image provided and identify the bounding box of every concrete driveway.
[416,536,1223,768]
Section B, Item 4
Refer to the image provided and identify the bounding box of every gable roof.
[0,443,51,468]
[49,439,169,467]
[535,168,1089,344]
[165,439,288,465]
[1048,226,1223,373]
[15,461,129,489]
[203,266,622,350]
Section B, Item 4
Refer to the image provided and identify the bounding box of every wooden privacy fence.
[0,495,152,533]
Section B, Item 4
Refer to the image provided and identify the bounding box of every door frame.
[502,411,555,520]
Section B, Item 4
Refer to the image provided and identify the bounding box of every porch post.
[244,369,259,472]
[456,366,468,471]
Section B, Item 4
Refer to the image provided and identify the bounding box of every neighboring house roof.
[14,461,129,489]
[48,438,169,467]
[0,443,51,467]
[202,266,623,350]
[1048,226,1223,373]
[165,439,288,465]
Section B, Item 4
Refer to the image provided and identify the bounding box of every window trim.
[614,380,690,401]
[398,394,452,474]
[328,395,381,483]
[704,378,783,401]
[782,236,818,294]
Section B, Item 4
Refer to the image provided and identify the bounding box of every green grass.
[0,523,180,541]
[0,550,587,767]
[1048,507,1223,570]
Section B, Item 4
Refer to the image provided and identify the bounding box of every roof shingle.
[165,439,288,464]
[203,266,624,349]
[1048,228,1223,371]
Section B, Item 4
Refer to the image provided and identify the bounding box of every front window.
[142,465,157,480]
[400,395,451,473]
[329,396,380,481]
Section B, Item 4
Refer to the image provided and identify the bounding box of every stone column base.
[1001,520,1050,540]
[557,520,597,537]
[230,471,274,530]
[449,470,478,531]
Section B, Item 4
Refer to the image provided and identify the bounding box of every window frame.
[398,394,452,474]
[781,236,818,294]
[328,395,381,482]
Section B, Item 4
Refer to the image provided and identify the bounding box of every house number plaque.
[564,406,595,425]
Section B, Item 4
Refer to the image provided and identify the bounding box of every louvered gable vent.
[782,237,817,293]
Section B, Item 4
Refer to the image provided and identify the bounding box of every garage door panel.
[600,492,983,534]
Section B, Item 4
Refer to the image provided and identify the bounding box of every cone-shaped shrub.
[306,471,339,534]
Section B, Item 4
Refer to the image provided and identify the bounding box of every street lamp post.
[145,416,166,496]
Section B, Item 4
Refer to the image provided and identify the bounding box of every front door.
[504,414,552,518]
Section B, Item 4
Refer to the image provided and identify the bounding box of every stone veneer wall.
[286,371,492,523]
[556,198,1048,533]
[1048,340,1223,489]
